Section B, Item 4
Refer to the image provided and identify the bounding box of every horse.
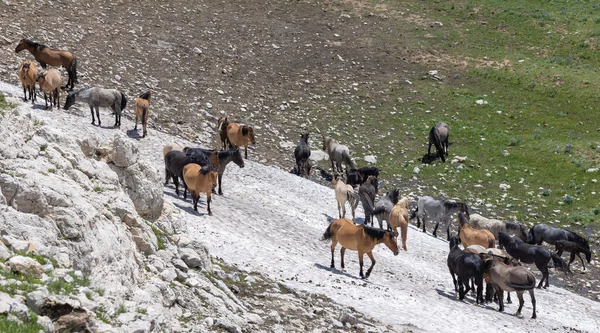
[17,61,37,103]
[163,150,208,196]
[498,232,570,288]
[483,257,537,319]
[182,164,218,215]
[36,69,62,110]
[553,240,592,271]
[226,123,256,159]
[133,91,151,137]
[321,218,399,279]
[361,188,399,230]
[388,197,409,251]
[469,214,528,247]
[321,134,356,173]
[411,196,469,240]
[457,212,496,248]
[331,174,359,221]
[163,143,183,160]
[345,166,379,188]
[15,38,78,90]
[428,122,449,162]
[447,236,484,304]
[358,176,378,226]
[527,223,590,252]
[183,147,245,195]
[294,132,311,177]
[217,116,230,150]
[64,87,127,127]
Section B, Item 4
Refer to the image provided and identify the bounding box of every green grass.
[0,270,41,295]
[0,314,42,333]
[310,0,600,233]
[46,272,91,295]
[149,224,167,250]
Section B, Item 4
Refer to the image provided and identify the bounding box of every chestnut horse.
[15,38,78,90]
[321,218,399,279]
[388,197,409,251]
[458,211,495,248]
[133,91,151,137]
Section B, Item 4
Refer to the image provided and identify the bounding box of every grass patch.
[0,270,41,295]
[0,314,42,333]
[136,307,147,315]
[95,306,111,324]
[46,272,91,295]
[93,186,105,193]
[149,224,168,250]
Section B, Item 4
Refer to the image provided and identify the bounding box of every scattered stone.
[6,256,44,278]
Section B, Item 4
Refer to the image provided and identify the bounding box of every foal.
[554,239,592,271]
[133,91,151,137]
[17,61,37,103]
[15,38,78,90]
[331,174,358,221]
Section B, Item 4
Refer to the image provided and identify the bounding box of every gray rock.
[111,136,139,168]
[6,256,44,278]
[26,289,49,314]
[0,292,12,314]
[339,312,358,325]
[215,317,242,333]
[111,160,163,219]
[126,319,152,333]
[0,243,11,260]
[160,269,177,282]
[178,248,205,269]
[9,300,29,321]
[37,315,54,333]
[172,258,189,272]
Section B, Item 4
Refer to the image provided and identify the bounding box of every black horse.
[554,240,592,271]
[346,166,379,188]
[358,176,378,226]
[498,232,570,288]
[447,236,484,304]
[428,122,449,162]
[294,133,311,177]
[527,223,590,252]
[164,150,208,196]
[183,147,245,195]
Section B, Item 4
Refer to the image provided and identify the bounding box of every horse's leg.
[497,288,505,312]
[364,251,376,279]
[40,62,47,69]
[529,289,537,319]
[216,173,222,195]
[506,291,512,304]
[22,86,27,101]
[96,106,101,127]
[445,219,451,241]
[337,201,342,219]
[476,275,483,305]
[164,168,170,185]
[173,176,180,196]
[512,291,524,317]
[358,251,365,278]
[244,144,248,159]
[449,269,458,297]
[193,196,198,212]
[433,221,440,238]
[340,247,346,272]
[536,263,549,288]
[457,277,466,300]
[428,142,432,156]
[206,192,212,216]
[330,159,335,173]
[134,110,138,130]
[330,240,337,268]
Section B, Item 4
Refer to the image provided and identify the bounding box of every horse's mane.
[565,229,589,248]
[200,166,211,175]
[387,188,400,205]
[217,150,235,159]
[138,90,151,100]
[22,39,40,48]
[457,212,469,227]
[505,221,522,230]
[362,225,388,240]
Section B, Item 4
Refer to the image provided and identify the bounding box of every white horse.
[469,214,528,247]
[321,135,356,173]
[411,196,469,240]
[64,87,127,127]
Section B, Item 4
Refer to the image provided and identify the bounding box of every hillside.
[0,82,598,332]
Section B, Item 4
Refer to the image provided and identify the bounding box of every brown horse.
[388,197,409,251]
[182,163,218,215]
[15,39,78,90]
[458,211,495,248]
[321,218,399,279]
[18,61,37,103]
[217,116,230,150]
[226,122,256,159]
[133,91,151,137]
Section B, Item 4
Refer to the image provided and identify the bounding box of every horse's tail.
[348,190,359,211]
[70,57,78,83]
[431,126,445,162]
[141,104,148,126]
[120,92,127,111]
[321,223,333,241]
[487,236,495,249]
[551,252,571,273]
[342,151,356,170]
[360,191,375,216]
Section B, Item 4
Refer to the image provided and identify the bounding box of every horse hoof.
[218,191,223,195]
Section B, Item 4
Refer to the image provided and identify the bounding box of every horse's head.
[301,132,309,144]
[217,116,227,130]
[517,224,528,241]
[497,232,511,246]
[21,61,30,70]
[331,173,340,185]
[64,91,77,110]
[449,235,460,249]
[210,171,219,186]
[15,38,30,53]
[35,71,46,82]
[384,230,399,256]
[242,126,256,144]
[232,149,245,168]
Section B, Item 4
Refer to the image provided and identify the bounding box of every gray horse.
[321,134,356,173]
[411,195,469,240]
[428,122,449,162]
[64,87,127,127]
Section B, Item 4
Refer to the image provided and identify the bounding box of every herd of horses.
[12,38,595,321]
[301,125,594,320]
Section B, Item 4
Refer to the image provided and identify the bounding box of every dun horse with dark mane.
[15,38,78,91]
[321,218,399,279]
